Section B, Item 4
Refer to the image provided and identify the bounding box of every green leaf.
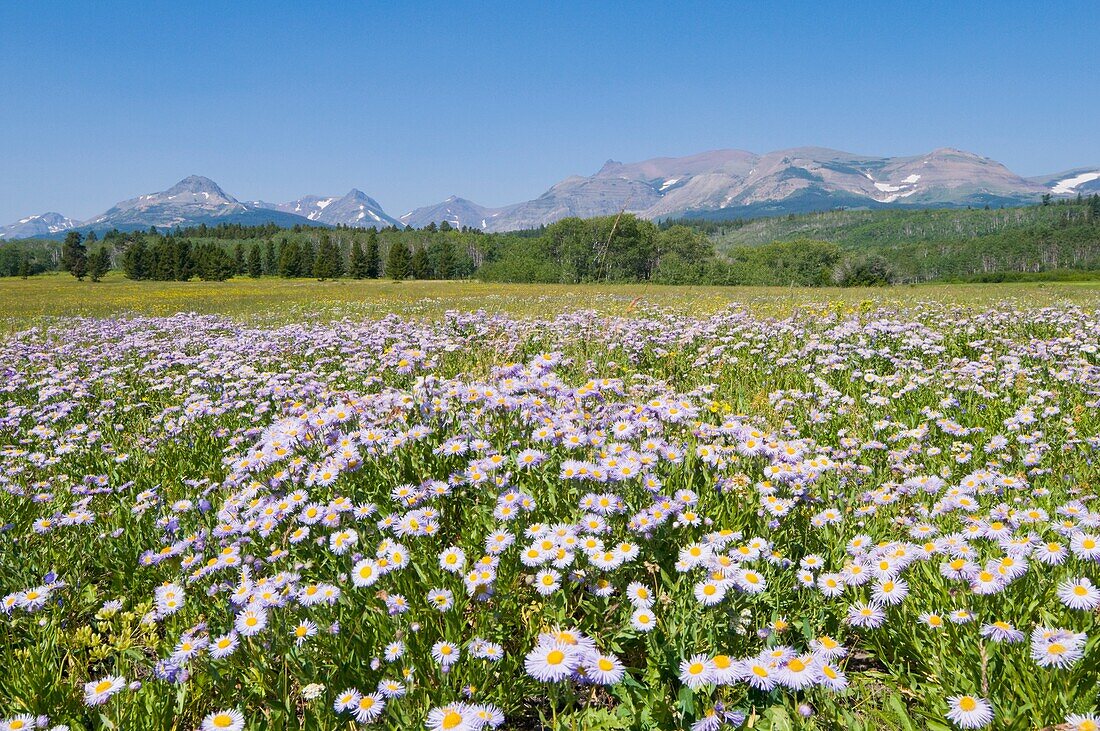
[887,693,917,731]
[677,685,696,717]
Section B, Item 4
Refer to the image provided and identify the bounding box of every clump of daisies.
[1030,627,1087,669]
[424,702,504,730]
[524,627,625,686]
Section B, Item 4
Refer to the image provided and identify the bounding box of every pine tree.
[410,247,431,279]
[194,243,235,281]
[87,247,111,282]
[18,252,31,279]
[151,238,174,280]
[349,240,367,279]
[247,243,263,277]
[122,239,151,280]
[365,230,380,278]
[436,238,456,279]
[278,240,302,277]
[313,235,344,280]
[299,240,316,277]
[172,239,194,280]
[264,240,277,274]
[234,243,245,275]
[386,240,411,280]
[61,231,88,280]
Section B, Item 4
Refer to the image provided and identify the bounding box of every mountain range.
[3,147,1098,239]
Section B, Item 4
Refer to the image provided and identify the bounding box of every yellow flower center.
[546,650,565,665]
[959,696,977,712]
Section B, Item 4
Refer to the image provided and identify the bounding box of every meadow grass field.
[3,272,1100,325]
[1,276,1099,731]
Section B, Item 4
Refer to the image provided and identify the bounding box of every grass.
[2,272,1100,329]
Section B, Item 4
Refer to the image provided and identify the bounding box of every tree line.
[4,194,1099,287]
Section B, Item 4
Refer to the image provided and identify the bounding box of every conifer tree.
[264,240,277,274]
[410,246,431,279]
[299,240,316,277]
[61,231,88,280]
[349,240,367,279]
[313,235,344,280]
[122,239,150,280]
[386,240,411,279]
[436,238,456,279]
[365,230,380,278]
[278,240,302,277]
[172,239,194,280]
[194,243,235,281]
[87,247,111,282]
[247,243,263,277]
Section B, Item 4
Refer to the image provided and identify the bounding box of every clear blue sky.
[2,1,1097,223]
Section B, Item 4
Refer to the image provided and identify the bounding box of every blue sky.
[2,1,1097,223]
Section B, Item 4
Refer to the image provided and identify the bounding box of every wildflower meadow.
[1,288,1099,730]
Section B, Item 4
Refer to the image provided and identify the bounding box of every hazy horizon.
[3,1,1098,223]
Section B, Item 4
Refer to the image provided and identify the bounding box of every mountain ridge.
[3,149,1098,239]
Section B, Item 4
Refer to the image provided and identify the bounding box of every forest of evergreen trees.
[4,195,1100,286]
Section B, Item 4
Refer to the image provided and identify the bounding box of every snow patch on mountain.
[1052,171,1100,195]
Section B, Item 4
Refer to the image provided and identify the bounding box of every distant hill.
[400,196,507,231]
[689,201,1099,251]
[254,189,402,228]
[677,198,1100,283]
[0,212,78,239]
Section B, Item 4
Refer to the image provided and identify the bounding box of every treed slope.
[683,200,1098,250]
